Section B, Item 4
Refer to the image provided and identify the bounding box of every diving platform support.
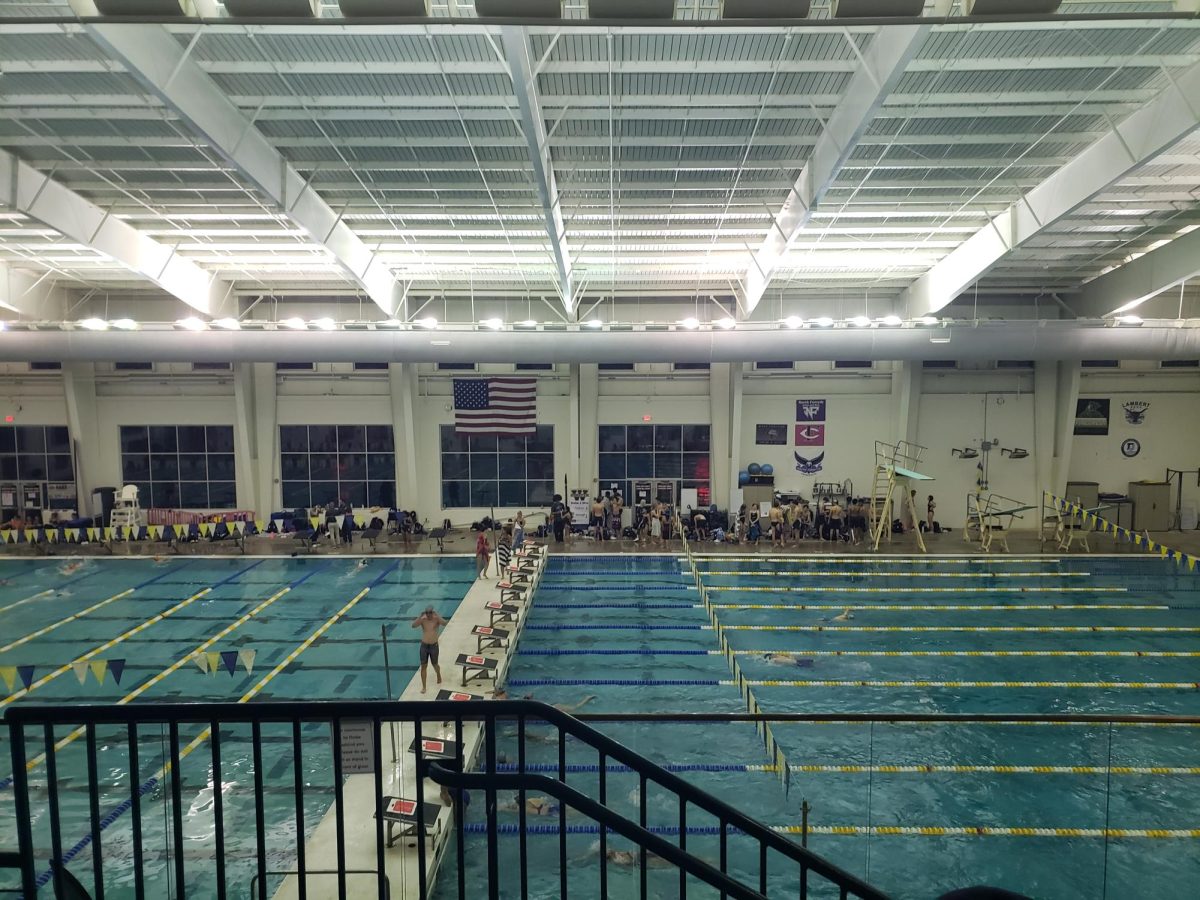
[869,440,933,552]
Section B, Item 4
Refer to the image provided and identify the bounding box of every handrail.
[5,699,885,898]
[428,765,767,900]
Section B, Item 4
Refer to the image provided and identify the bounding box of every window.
[353,362,389,371]
[598,363,635,371]
[597,424,711,507]
[115,362,153,371]
[119,425,236,509]
[276,362,314,371]
[1161,360,1200,368]
[833,360,872,369]
[438,363,476,371]
[515,363,554,371]
[0,425,74,488]
[673,362,710,371]
[29,362,62,371]
[996,360,1034,369]
[755,361,793,370]
[279,424,395,510]
[439,424,554,509]
[923,360,956,369]
[192,362,232,371]
[1082,360,1120,368]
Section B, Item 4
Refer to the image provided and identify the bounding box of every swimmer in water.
[58,561,83,576]
[499,794,559,816]
[492,688,597,714]
[356,558,369,570]
[832,607,854,622]
[575,843,675,870]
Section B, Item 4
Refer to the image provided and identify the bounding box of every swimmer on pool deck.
[411,605,447,694]
[499,793,559,816]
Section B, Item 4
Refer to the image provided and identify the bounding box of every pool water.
[0,555,475,898]
[441,552,1200,900]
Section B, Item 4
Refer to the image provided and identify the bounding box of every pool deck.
[270,547,548,900]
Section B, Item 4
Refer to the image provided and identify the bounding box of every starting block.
[435,689,484,702]
[457,653,499,687]
[377,796,441,848]
[504,565,533,584]
[428,527,448,552]
[497,581,529,604]
[485,600,519,626]
[408,735,461,761]
[472,624,510,653]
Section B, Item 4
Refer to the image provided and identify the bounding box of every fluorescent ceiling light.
[849,316,872,328]
[213,318,241,330]
[678,317,700,329]
[880,315,903,327]
[811,317,834,328]
[783,316,804,329]
[480,318,504,330]
[311,318,337,331]
[79,317,109,331]
[111,318,138,331]
[431,340,451,346]
[414,317,438,329]
[280,317,307,330]
[930,331,952,344]
[515,319,538,328]
[916,316,939,326]
[177,317,207,332]
[714,317,736,330]
[378,318,402,329]
[582,319,604,329]
[1114,315,1143,326]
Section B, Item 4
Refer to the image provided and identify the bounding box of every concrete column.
[233,362,278,516]
[1033,361,1081,499]
[62,362,102,516]
[727,363,744,511]
[577,364,599,493]
[566,364,582,490]
[891,361,921,446]
[709,363,734,508]
[389,363,420,508]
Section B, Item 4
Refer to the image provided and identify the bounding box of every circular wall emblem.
[1121,438,1141,458]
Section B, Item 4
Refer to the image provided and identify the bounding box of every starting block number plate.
[465,655,486,665]
[387,799,416,817]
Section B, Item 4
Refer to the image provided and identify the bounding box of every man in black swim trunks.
[411,605,447,694]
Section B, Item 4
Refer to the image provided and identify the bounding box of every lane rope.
[704,586,1128,593]
[462,823,1200,839]
[495,762,1200,776]
[699,570,1091,578]
[506,678,1200,689]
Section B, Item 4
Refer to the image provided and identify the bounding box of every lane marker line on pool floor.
[516,648,1200,658]
[23,560,401,890]
[706,603,1171,611]
[0,560,263,709]
[704,585,1128,593]
[524,624,1200,633]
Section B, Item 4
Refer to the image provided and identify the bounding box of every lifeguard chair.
[108,485,146,532]
[869,440,933,552]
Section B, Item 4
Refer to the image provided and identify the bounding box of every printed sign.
[1122,401,1149,425]
[386,799,417,817]
[796,399,826,422]
[1074,399,1110,436]
[421,739,446,754]
[794,451,825,475]
[477,626,494,635]
[466,655,486,665]
[448,692,475,701]
[1121,438,1142,458]
[795,424,826,447]
[755,424,788,445]
[338,719,376,775]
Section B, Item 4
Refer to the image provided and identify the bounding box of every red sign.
[477,626,494,635]
[449,692,473,701]
[486,601,502,609]
[795,424,826,446]
[421,739,446,754]
[466,655,486,665]
[387,799,416,816]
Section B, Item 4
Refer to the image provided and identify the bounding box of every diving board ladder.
[870,440,933,552]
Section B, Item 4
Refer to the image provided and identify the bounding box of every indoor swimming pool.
[0,555,475,898]
[447,551,1200,900]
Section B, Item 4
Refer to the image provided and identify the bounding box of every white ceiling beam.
[499,26,575,316]
[899,56,1200,318]
[739,24,930,318]
[0,149,235,317]
[0,263,69,319]
[82,22,409,317]
[1068,226,1200,319]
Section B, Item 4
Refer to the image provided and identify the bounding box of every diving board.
[870,440,934,553]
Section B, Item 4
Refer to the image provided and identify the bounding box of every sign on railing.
[1046,492,1197,571]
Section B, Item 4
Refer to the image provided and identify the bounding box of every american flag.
[453,378,537,435]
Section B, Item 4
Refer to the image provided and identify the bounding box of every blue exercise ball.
[738,470,750,486]
[747,463,762,476]
[761,464,774,476]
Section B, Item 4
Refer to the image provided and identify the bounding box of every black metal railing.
[3,700,885,900]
